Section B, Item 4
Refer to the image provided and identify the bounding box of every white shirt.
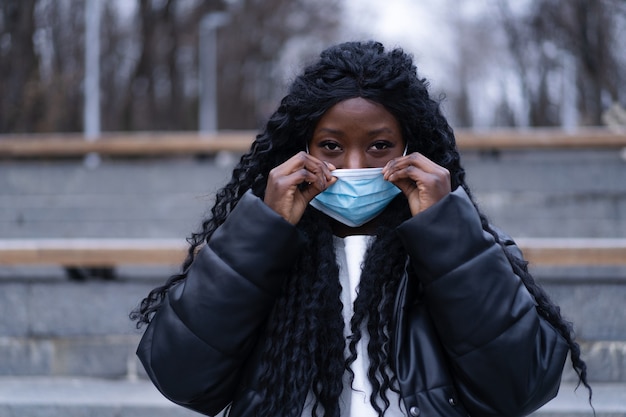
[301,235,406,417]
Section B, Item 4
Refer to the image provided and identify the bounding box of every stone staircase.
[0,376,199,417]
[1,149,625,416]
[1,264,624,416]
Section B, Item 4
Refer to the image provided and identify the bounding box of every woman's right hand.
[264,152,336,225]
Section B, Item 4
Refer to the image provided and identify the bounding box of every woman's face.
[308,97,405,168]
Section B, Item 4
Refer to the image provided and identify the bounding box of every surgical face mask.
[309,168,401,227]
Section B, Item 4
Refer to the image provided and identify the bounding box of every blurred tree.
[41,0,84,132]
[445,10,505,127]
[120,0,198,130]
[110,0,342,131]
[1,0,623,133]
[498,0,626,126]
[100,2,133,131]
[217,0,341,129]
[0,0,40,132]
[0,0,340,133]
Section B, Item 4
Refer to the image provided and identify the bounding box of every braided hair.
[131,41,591,416]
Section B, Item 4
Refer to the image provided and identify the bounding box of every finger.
[283,152,336,183]
[383,165,422,194]
[297,167,330,190]
[267,152,338,205]
[384,164,449,192]
[283,164,338,196]
[382,152,446,179]
[385,164,431,182]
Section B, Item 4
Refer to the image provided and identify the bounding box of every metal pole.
[84,0,101,140]
[561,54,578,132]
[84,0,101,168]
[199,12,229,134]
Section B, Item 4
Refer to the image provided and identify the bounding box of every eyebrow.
[315,127,343,135]
[366,127,396,136]
[315,127,396,136]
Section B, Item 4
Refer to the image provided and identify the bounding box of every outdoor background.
[0,1,625,416]
[1,0,625,133]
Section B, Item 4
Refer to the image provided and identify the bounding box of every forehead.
[317,97,399,127]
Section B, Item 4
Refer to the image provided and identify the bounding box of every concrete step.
[0,377,622,417]
[0,377,203,417]
[0,275,161,380]
[0,158,233,239]
[533,382,626,417]
[4,269,624,382]
[2,150,626,239]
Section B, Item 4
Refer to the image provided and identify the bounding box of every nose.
[344,150,366,169]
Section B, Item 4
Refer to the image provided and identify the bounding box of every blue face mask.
[309,168,401,227]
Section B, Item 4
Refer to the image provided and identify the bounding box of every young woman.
[132,41,590,417]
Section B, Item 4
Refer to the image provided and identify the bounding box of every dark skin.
[264,97,451,236]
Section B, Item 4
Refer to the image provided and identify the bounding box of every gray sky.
[341,0,520,126]
[342,0,454,80]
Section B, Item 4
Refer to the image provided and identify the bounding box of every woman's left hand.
[382,152,451,216]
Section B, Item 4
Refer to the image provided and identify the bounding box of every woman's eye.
[370,141,392,150]
[321,141,341,151]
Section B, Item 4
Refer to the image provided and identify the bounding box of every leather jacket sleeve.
[396,187,569,416]
[136,190,305,416]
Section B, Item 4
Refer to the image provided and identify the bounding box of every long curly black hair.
[131,41,591,416]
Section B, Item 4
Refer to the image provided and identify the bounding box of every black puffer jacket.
[137,187,569,417]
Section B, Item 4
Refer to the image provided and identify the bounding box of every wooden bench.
[0,238,186,267]
[1,238,625,268]
[0,131,254,158]
[515,238,626,267]
[1,128,625,158]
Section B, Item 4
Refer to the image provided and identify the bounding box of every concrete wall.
[461,149,626,238]
[1,149,625,239]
